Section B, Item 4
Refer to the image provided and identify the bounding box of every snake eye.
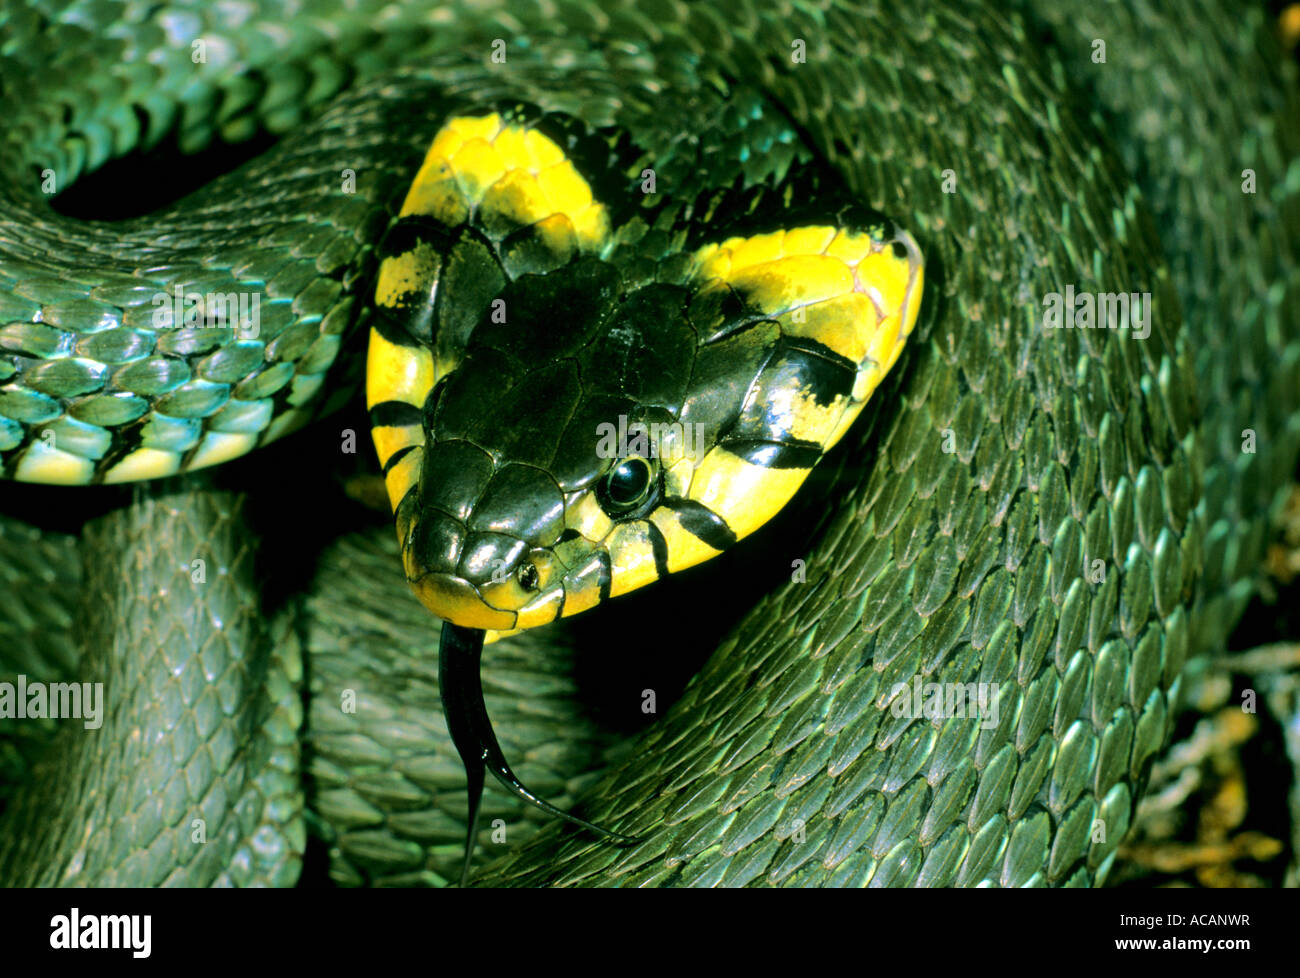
[599,456,658,517]
[517,561,540,591]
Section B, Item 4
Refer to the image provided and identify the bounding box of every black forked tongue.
[437,623,638,886]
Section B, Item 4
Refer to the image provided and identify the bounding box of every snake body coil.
[0,0,1297,887]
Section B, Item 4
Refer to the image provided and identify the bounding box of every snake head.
[366,111,924,634]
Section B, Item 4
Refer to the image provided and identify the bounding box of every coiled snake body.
[0,0,1296,886]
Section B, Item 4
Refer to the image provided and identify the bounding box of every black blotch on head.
[664,498,737,551]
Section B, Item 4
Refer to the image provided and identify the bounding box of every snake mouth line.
[408,570,535,631]
[407,549,584,634]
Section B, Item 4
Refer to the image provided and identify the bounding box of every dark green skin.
[0,0,1296,887]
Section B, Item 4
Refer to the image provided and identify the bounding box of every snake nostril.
[517,561,540,591]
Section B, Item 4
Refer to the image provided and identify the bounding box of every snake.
[0,0,1296,888]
